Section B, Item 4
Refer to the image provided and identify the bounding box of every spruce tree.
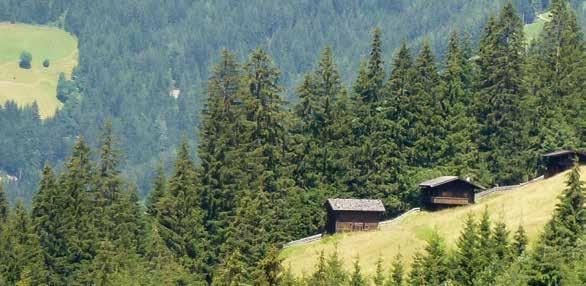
[349,256,366,286]
[31,164,67,285]
[373,256,385,286]
[421,232,448,285]
[156,140,210,279]
[386,254,404,286]
[3,200,33,284]
[407,252,425,286]
[512,224,528,256]
[212,248,247,286]
[492,220,510,261]
[453,213,479,286]
[439,31,479,180]
[477,208,493,269]
[326,248,347,284]
[146,163,166,218]
[309,251,327,286]
[528,162,584,285]
[525,0,584,153]
[356,27,386,104]
[0,183,7,222]
[547,162,585,250]
[61,136,98,274]
[197,49,247,252]
[475,3,531,184]
[412,40,443,167]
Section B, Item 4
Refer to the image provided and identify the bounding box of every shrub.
[19,51,32,69]
[43,59,50,68]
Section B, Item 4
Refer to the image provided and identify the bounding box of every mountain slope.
[0,23,77,118]
[281,167,585,276]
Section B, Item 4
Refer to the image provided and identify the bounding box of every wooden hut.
[543,150,586,178]
[419,176,485,211]
[324,199,385,233]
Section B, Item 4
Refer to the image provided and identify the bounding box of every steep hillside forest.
[0,0,585,203]
[0,0,585,285]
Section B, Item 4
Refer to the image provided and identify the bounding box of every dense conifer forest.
[0,0,585,285]
[1,0,585,203]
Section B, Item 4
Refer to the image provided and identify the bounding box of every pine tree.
[255,246,283,286]
[407,252,425,286]
[373,256,385,286]
[0,183,7,222]
[547,161,585,250]
[156,140,210,278]
[475,3,531,185]
[477,208,493,269]
[453,213,479,286]
[146,163,166,218]
[292,46,349,192]
[220,188,273,280]
[356,27,386,104]
[2,200,33,284]
[197,49,247,253]
[492,220,510,261]
[528,162,584,285]
[349,256,366,286]
[421,232,448,285]
[212,249,247,286]
[60,136,98,274]
[30,164,67,285]
[525,0,584,153]
[325,248,347,284]
[512,224,528,257]
[411,40,443,167]
[309,251,327,286]
[386,254,404,286]
[438,31,479,180]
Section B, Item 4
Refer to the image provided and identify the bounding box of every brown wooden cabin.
[324,199,385,234]
[543,150,586,178]
[419,176,485,211]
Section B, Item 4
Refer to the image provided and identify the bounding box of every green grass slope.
[281,167,585,277]
[524,12,551,44]
[0,23,78,118]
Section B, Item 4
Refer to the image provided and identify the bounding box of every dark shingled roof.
[326,198,385,212]
[419,176,486,190]
[543,149,586,158]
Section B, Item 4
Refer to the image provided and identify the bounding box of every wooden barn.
[324,199,385,233]
[543,150,586,178]
[419,176,485,211]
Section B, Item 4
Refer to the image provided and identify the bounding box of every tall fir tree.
[386,254,404,286]
[0,183,7,222]
[146,163,166,218]
[349,256,367,286]
[512,224,529,257]
[421,232,448,285]
[60,136,98,275]
[452,213,479,286]
[438,31,480,181]
[30,165,67,285]
[197,49,248,254]
[156,140,209,281]
[475,3,532,185]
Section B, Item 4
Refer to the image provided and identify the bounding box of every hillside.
[524,13,551,43]
[0,23,77,118]
[281,167,585,276]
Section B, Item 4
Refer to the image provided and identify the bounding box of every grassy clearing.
[281,167,585,277]
[524,12,550,44]
[0,22,78,118]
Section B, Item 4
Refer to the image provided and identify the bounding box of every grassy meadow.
[0,22,78,118]
[524,13,550,44]
[280,167,585,277]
